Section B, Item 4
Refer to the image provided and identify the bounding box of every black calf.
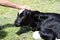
[14,9,60,40]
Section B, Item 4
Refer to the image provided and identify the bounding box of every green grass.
[0,0,60,40]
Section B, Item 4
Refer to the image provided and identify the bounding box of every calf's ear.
[17,13,20,16]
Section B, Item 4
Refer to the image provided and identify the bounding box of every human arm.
[0,0,31,10]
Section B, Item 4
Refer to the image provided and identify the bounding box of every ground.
[0,0,60,40]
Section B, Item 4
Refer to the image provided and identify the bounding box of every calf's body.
[14,9,60,40]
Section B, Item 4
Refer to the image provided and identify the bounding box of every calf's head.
[14,9,40,31]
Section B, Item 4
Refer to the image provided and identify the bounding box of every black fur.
[14,9,60,40]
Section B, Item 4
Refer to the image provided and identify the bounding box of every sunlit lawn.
[0,0,60,40]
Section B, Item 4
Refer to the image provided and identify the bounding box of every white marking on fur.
[55,38,60,40]
[33,31,41,39]
[19,9,25,14]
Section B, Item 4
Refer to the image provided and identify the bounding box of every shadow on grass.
[0,24,14,39]
[0,24,15,30]
[0,24,31,36]
[0,30,7,39]
[16,26,31,35]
